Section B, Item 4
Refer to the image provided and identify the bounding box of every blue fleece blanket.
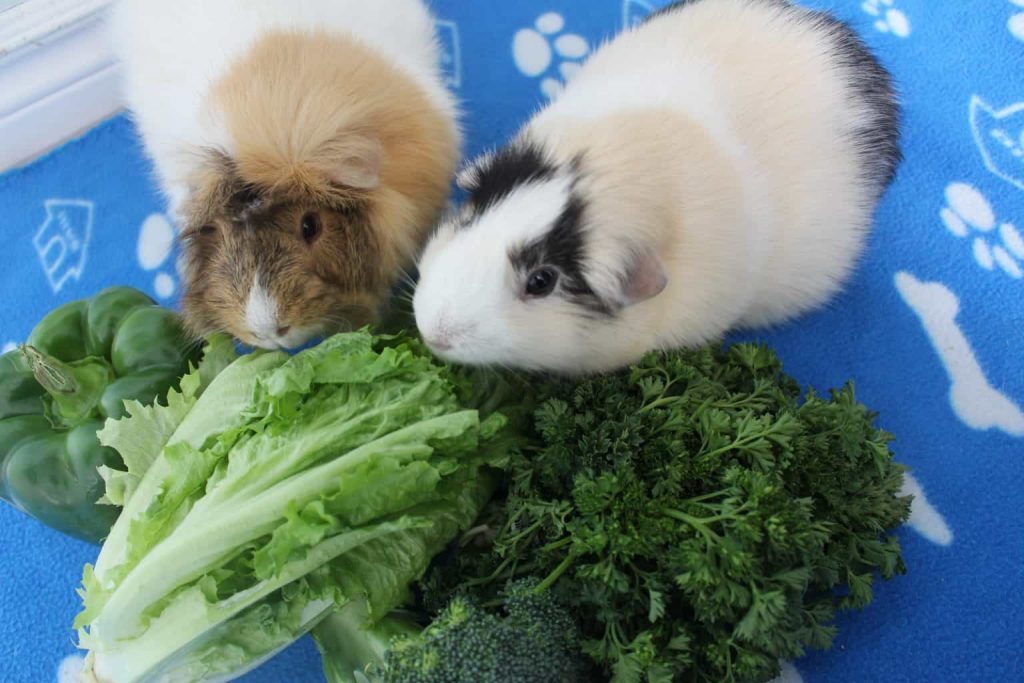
[2,1,1022,681]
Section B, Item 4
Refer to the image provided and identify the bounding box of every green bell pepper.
[0,286,201,543]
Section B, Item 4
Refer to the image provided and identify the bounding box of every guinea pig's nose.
[424,327,458,351]
[425,335,453,351]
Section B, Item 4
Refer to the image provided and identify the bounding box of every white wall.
[0,0,120,173]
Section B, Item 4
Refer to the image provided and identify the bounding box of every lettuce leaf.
[76,332,507,683]
[96,334,238,507]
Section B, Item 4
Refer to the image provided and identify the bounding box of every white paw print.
[137,213,179,299]
[862,0,911,39]
[512,12,590,100]
[1010,0,1024,42]
[2,341,16,354]
[941,182,1024,280]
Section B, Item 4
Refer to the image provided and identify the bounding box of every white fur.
[109,0,456,217]
[416,174,596,367]
[415,0,895,374]
[244,277,280,342]
[243,277,320,349]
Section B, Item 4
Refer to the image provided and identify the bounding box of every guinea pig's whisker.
[396,265,417,283]
[394,287,417,303]
[176,337,207,357]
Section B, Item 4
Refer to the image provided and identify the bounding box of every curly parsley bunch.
[422,344,911,683]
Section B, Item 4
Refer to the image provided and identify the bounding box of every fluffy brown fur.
[179,30,459,345]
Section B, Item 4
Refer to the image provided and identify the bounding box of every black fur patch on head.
[810,12,903,193]
[461,142,560,218]
[509,192,612,316]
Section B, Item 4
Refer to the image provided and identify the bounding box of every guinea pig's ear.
[181,149,234,231]
[615,250,668,308]
[321,134,382,190]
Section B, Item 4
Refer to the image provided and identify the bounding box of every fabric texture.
[1,1,1021,681]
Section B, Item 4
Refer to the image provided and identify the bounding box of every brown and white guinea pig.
[110,0,460,349]
[413,0,901,375]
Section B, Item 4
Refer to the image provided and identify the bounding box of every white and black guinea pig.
[111,0,460,349]
[414,0,900,374]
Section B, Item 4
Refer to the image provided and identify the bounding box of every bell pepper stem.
[21,345,77,395]
[21,345,112,425]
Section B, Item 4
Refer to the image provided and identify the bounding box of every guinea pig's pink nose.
[425,334,453,351]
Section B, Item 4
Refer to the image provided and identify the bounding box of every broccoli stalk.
[312,580,592,683]
[312,599,420,683]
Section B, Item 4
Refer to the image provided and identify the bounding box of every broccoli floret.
[383,580,590,683]
[313,582,590,683]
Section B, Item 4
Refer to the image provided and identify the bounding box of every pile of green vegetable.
[3,288,905,682]
[0,286,201,542]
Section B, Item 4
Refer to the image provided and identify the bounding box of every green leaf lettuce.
[75,332,507,683]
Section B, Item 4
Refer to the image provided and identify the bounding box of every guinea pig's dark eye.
[301,212,322,244]
[525,268,558,298]
[198,225,216,236]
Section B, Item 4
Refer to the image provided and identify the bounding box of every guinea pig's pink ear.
[323,135,382,190]
[617,250,668,307]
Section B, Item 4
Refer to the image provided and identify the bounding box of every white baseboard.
[0,1,123,173]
